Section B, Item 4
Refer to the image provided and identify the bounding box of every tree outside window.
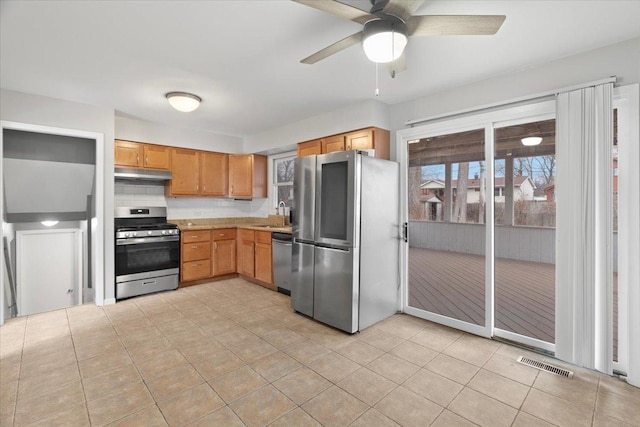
[274,156,295,208]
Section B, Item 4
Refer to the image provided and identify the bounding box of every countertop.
[171,216,292,234]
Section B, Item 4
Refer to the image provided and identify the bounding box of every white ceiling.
[1,1,639,138]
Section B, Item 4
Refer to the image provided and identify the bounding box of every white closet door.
[17,229,82,316]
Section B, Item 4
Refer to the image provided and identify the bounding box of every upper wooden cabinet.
[322,135,345,154]
[201,152,228,197]
[167,148,200,196]
[115,140,169,170]
[228,154,267,199]
[297,139,322,157]
[114,140,143,168]
[143,144,170,170]
[297,127,390,160]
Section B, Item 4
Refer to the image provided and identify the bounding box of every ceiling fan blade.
[387,52,407,78]
[407,15,506,36]
[383,0,425,22]
[300,31,364,64]
[292,0,375,25]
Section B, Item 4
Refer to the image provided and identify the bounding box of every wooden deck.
[408,248,618,357]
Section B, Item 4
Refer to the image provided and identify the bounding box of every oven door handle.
[116,235,180,246]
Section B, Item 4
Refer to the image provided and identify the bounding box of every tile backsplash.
[114,181,271,219]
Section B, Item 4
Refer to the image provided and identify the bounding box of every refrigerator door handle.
[314,243,351,252]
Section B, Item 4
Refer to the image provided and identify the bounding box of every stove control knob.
[161,230,166,235]
[148,231,153,235]
[123,232,130,238]
[132,232,137,237]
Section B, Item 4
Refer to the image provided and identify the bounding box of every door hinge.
[402,222,408,243]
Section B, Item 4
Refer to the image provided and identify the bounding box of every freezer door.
[292,156,316,242]
[313,245,359,333]
[291,241,314,317]
[315,151,360,248]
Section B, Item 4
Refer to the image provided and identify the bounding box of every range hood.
[114,167,172,181]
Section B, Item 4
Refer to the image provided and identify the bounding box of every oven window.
[116,241,179,277]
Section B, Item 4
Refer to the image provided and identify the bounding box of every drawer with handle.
[212,228,237,241]
[182,230,211,243]
[182,242,211,262]
[181,260,211,281]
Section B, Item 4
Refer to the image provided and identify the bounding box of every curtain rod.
[404,76,617,128]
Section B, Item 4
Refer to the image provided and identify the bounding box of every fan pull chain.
[375,63,379,97]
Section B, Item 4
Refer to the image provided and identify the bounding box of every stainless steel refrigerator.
[291,151,400,333]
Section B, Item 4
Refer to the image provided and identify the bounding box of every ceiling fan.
[294,0,506,77]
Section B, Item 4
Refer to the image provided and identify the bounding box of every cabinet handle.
[136,154,139,163]
[214,243,218,249]
[145,156,148,165]
[191,235,199,239]
[196,184,199,191]
[203,185,206,192]
[192,245,199,249]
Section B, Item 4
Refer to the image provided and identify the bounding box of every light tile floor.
[1,277,639,426]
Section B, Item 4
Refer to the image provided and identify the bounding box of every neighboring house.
[420,176,536,203]
[419,176,535,221]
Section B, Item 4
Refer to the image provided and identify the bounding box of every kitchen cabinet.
[212,228,236,276]
[143,144,170,170]
[228,154,267,199]
[115,140,170,170]
[115,140,143,168]
[297,139,322,157]
[181,230,211,282]
[296,127,390,160]
[254,231,272,284]
[201,152,228,197]
[167,148,200,196]
[237,229,255,277]
[321,135,345,154]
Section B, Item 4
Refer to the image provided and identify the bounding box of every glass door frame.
[398,100,557,349]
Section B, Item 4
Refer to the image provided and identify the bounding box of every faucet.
[278,201,286,226]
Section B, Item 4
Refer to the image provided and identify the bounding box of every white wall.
[0,89,115,308]
[389,37,640,160]
[115,116,243,153]
[244,99,391,155]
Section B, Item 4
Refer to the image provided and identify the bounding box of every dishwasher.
[272,232,292,295]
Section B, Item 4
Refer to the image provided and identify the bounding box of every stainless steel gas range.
[114,207,180,300]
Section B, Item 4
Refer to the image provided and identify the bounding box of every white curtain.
[556,83,613,374]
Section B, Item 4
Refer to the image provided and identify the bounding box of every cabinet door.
[229,154,253,198]
[143,144,170,170]
[201,152,228,196]
[169,148,200,195]
[213,239,236,276]
[114,140,142,168]
[345,129,374,151]
[240,240,255,277]
[297,139,322,157]
[254,242,272,284]
[322,135,345,154]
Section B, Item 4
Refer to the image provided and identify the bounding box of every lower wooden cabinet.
[254,231,272,284]
[212,228,236,276]
[181,230,211,282]
[237,229,273,285]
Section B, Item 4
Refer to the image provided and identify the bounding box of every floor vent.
[517,356,574,379]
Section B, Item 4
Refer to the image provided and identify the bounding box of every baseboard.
[102,298,116,306]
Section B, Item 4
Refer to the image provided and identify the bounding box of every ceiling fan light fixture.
[166,92,201,112]
[521,136,543,146]
[362,18,408,63]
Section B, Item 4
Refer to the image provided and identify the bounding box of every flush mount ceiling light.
[41,220,59,227]
[362,17,408,63]
[166,92,201,112]
[521,136,543,146]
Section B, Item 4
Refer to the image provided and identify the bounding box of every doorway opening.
[1,124,104,320]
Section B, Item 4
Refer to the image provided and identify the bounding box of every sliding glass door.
[492,118,556,351]
[402,101,557,348]
[406,127,487,335]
